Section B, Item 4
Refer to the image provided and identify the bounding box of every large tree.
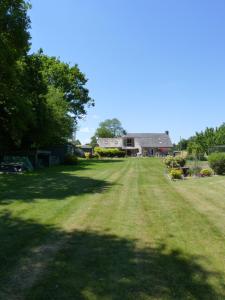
[0,0,94,150]
[36,51,94,120]
[94,118,126,139]
[19,51,93,149]
[0,0,31,150]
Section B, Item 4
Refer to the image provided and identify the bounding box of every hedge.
[94,147,126,158]
[208,152,225,175]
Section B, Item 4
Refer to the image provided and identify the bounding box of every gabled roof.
[124,133,173,148]
[98,133,173,148]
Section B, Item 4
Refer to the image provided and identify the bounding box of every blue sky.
[29,0,225,144]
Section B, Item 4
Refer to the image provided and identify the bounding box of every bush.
[84,152,91,159]
[164,156,186,168]
[64,155,78,165]
[92,153,100,159]
[164,156,179,168]
[186,154,195,161]
[200,168,213,177]
[208,152,225,175]
[198,154,208,161]
[188,167,202,177]
[170,169,183,179]
[94,147,126,158]
[175,156,186,167]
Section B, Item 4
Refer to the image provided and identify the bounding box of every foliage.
[170,169,183,179]
[92,153,100,159]
[36,51,94,120]
[0,0,30,82]
[64,154,78,165]
[90,135,98,148]
[208,153,225,175]
[84,152,91,159]
[186,124,225,156]
[188,167,202,177]
[91,118,126,144]
[200,168,213,177]
[174,139,189,151]
[94,147,126,158]
[0,2,93,151]
[0,0,31,149]
[175,156,186,167]
[73,139,81,146]
[164,156,179,168]
[164,156,186,168]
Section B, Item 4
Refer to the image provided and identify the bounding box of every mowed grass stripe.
[0,158,224,299]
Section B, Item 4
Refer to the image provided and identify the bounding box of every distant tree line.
[175,123,225,156]
[0,0,93,151]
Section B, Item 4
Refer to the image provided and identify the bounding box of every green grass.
[0,158,224,300]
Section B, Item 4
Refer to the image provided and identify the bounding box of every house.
[98,131,173,157]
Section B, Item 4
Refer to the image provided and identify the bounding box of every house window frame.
[125,138,134,147]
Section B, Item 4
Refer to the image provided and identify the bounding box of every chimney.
[165,130,169,135]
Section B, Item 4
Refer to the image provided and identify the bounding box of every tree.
[0,2,94,151]
[0,0,31,150]
[35,51,94,121]
[95,118,126,138]
[14,55,75,149]
[90,135,98,148]
[175,139,188,151]
[74,139,81,146]
[215,123,225,145]
[90,118,126,146]
[0,0,30,73]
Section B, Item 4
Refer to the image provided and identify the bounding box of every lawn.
[0,158,224,300]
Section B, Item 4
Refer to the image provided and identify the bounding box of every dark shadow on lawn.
[0,165,113,204]
[0,213,223,300]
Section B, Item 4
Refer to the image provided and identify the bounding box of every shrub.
[175,156,186,167]
[94,147,126,158]
[164,155,186,168]
[198,154,208,161]
[170,169,183,179]
[92,153,100,159]
[64,155,78,165]
[164,156,179,168]
[208,152,225,175]
[84,152,91,159]
[188,167,202,177]
[186,154,195,161]
[200,168,213,177]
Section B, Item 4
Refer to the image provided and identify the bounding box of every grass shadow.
[0,212,224,299]
[30,231,224,300]
[0,164,113,204]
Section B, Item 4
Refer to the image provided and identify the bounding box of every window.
[125,138,134,147]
